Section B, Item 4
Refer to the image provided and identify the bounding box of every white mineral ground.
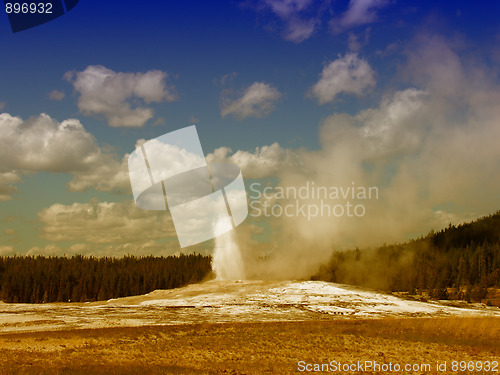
[0,280,498,333]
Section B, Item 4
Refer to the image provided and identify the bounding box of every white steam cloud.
[214,34,500,279]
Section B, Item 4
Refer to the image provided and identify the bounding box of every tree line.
[315,212,500,303]
[0,254,212,303]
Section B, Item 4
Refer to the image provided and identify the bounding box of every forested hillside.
[315,212,500,303]
[0,254,212,303]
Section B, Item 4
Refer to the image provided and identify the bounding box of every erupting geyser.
[212,217,246,280]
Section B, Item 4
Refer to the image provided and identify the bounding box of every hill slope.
[316,211,500,304]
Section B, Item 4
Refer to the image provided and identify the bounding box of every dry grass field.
[0,317,498,374]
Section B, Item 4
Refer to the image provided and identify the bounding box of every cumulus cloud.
[257,0,319,43]
[0,171,22,201]
[331,0,389,34]
[283,15,319,43]
[309,53,375,104]
[65,65,177,128]
[48,89,65,101]
[65,155,130,192]
[220,82,282,120]
[23,240,184,258]
[0,113,97,172]
[99,240,189,257]
[263,0,312,17]
[0,246,16,256]
[35,195,209,255]
[0,113,129,199]
[26,244,62,257]
[38,199,176,245]
[207,142,302,178]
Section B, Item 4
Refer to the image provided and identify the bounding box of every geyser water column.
[212,217,246,280]
[127,125,248,279]
[208,162,247,280]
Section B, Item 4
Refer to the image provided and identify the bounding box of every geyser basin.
[0,280,498,333]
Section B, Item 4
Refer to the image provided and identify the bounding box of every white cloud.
[0,246,16,256]
[142,139,206,181]
[264,0,312,17]
[0,113,130,199]
[283,15,319,43]
[220,82,282,120]
[331,0,389,34]
[65,154,130,192]
[26,244,62,257]
[309,53,375,104]
[218,72,237,86]
[48,89,65,101]
[66,65,177,128]
[24,240,186,258]
[0,113,102,173]
[37,185,248,255]
[99,240,186,257]
[347,28,371,51]
[347,32,362,51]
[259,0,319,43]
[38,199,176,245]
[0,171,22,201]
[207,142,301,178]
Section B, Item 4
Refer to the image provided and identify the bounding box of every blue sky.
[1,1,500,267]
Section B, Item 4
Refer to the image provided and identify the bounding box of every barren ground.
[0,281,498,374]
[0,318,498,374]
